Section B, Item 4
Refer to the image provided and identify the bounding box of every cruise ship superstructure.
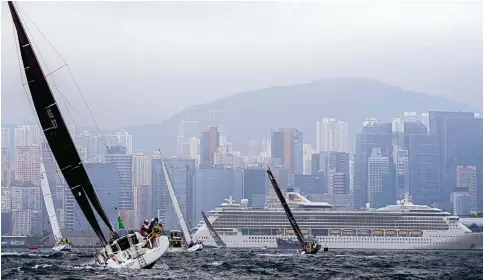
[194,191,482,250]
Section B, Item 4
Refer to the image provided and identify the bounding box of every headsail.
[40,158,63,241]
[201,211,226,248]
[159,154,193,245]
[266,167,306,250]
[8,1,114,245]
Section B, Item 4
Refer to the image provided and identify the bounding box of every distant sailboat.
[159,154,203,252]
[201,211,226,249]
[40,159,71,251]
[8,1,169,268]
[266,167,321,254]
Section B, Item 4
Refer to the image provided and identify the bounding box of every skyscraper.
[15,145,41,186]
[316,118,349,153]
[393,146,409,199]
[160,158,196,230]
[105,146,133,228]
[116,130,133,155]
[200,126,220,169]
[73,163,119,231]
[271,128,303,174]
[354,120,392,209]
[429,111,482,210]
[457,165,477,212]
[194,168,243,225]
[132,152,152,186]
[406,134,441,206]
[367,148,394,208]
[242,168,267,207]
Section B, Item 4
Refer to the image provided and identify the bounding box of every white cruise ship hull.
[196,231,482,250]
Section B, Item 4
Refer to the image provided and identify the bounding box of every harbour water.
[1,248,482,279]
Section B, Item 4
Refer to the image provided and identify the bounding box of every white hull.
[103,236,169,269]
[196,231,483,250]
[167,243,203,253]
[53,244,72,251]
[187,243,203,252]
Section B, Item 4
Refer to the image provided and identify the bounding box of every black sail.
[266,168,307,250]
[201,211,226,248]
[8,1,114,245]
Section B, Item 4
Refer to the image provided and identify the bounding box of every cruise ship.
[194,191,482,250]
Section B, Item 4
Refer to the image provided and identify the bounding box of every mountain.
[125,77,478,155]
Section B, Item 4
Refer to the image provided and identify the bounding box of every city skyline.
[1,108,482,236]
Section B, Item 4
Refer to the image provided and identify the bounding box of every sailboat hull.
[53,244,72,252]
[187,243,203,252]
[104,236,169,269]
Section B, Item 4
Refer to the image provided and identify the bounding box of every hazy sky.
[1,1,482,129]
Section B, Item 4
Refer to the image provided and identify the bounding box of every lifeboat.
[342,229,356,236]
[398,230,410,237]
[357,229,372,236]
[329,229,341,236]
[385,230,397,237]
[411,230,423,237]
[373,230,384,237]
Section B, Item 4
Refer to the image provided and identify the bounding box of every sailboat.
[201,211,226,249]
[266,167,321,255]
[159,155,203,252]
[8,1,169,268]
[40,159,72,251]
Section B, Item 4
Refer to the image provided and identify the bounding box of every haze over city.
[1,1,482,129]
[0,1,483,278]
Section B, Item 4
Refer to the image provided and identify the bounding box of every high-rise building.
[200,126,220,169]
[1,147,9,186]
[316,118,349,153]
[12,209,31,236]
[132,152,152,186]
[406,134,441,206]
[302,144,315,175]
[15,145,41,186]
[429,111,482,210]
[116,130,133,155]
[393,146,409,199]
[242,168,267,207]
[194,168,243,224]
[457,166,477,212]
[354,120,392,209]
[14,125,40,148]
[73,163,119,231]
[317,151,350,194]
[367,148,394,208]
[134,185,151,227]
[177,120,200,158]
[271,128,303,174]
[292,174,325,194]
[2,127,11,148]
[450,192,471,216]
[160,158,196,230]
[1,128,11,186]
[104,146,133,228]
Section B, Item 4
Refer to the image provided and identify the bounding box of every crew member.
[140,220,149,237]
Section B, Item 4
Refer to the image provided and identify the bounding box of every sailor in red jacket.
[140,220,149,237]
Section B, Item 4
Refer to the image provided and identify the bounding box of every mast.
[159,155,192,245]
[40,158,63,241]
[8,1,114,245]
[266,167,306,250]
[201,211,226,248]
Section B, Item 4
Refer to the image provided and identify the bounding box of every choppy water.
[1,248,482,280]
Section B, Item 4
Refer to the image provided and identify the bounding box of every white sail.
[160,157,193,245]
[40,159,63,241]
